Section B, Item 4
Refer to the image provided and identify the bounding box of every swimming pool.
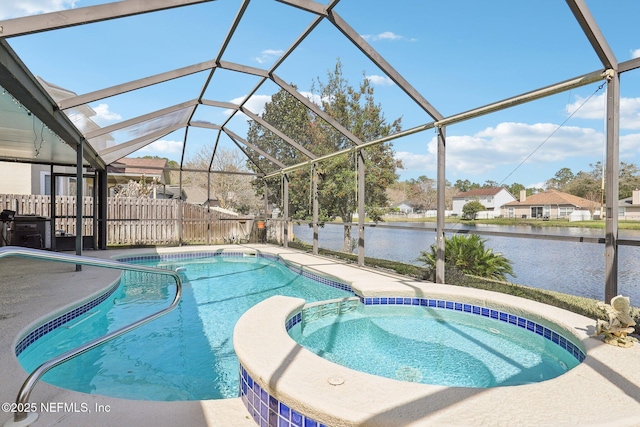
[290,303,580,387]
[16,253,353,401]
[235,295,589,427]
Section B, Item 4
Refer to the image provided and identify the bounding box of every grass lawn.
[380,216,640,230]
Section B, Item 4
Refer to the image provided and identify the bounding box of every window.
[558,207,574,218]
[531,206,543,218]
[40,172,65,196]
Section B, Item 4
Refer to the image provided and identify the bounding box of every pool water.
[18,256,352,400]
[291,305,580,387]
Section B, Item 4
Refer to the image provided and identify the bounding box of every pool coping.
[2,244,640,426]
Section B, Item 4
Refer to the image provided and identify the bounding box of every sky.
[2,0,640,189]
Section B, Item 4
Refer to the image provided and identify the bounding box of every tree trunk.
[342,213,353,253]
[343,224,351,253]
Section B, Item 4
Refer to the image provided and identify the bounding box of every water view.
[293,222,640,303]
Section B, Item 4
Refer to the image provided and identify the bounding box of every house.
[163,185,219,207]
[393,201,415,214]
[452,188,516,216]
[503,189,598,219]
[619,189,640,220]
[0,78,113,198]
[107,157,171,197]
[0,162,81,196]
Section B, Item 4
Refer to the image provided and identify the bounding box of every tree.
[505,182,525,197]
[462,200,486,219]
[407,175,436,210]
[184,147,261,212]
[113,175,159,198]
[416,234,515,281]
[454,179,480,192]
[482,180,500,188]
[246,59,402,251]
[546,167,574,190]
[619,162,640,199]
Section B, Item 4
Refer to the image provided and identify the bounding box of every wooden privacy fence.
[0,194,265,246]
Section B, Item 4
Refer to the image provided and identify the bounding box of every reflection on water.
[293,223,640,303]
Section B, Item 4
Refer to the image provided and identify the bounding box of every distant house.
[394,201,415,214]
[452,188,516,216]
[107,157,171,197]
[619,189,640,220]
[163,185,219,207]
[503,189,598,219]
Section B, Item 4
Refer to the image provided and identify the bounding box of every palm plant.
[416,234,515,281]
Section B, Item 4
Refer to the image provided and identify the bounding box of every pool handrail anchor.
[0,246,183,427]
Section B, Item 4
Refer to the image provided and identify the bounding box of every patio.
[1,245,640,426]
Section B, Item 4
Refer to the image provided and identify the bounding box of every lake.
[292,222,640,304]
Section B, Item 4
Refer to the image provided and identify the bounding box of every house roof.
[454,188,505,198]
[504,189,596,207]
[165,185,218,205]
[113,157,167,176]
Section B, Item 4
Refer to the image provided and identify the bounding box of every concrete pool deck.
[1,244,639,426]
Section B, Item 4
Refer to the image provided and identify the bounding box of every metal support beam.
[208,171,213,245]
[98,169,108,250]
[328,11,444,121]
[357,150,365,267]
[241,107,317,160]
[84,100,198,140]
[271,74,365,146]
[58,60,217,110]
[565,0,618,70]
[75,142,83,270]
[312,164,319,255]
[283,174,289,248]
[50,165,57,251]
[604,71,620,302]
[223,128,286,169]
[436,127,446,284]
[0,40,104,169]
[263,180,269,219]
[265,69,609,179]
[0,0,214,38]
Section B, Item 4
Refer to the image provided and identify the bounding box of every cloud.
[398,122,604,178]
[366,75,395,86]
[0,0,76,19]
[300,91,327,106]
[225,94,272,117]
[620,133,640,157]
[138,139,183,155]
[395,151,431,171]
[254,49,284,64]
[631,48,640,59]
[92,103,122,123]
[567,93,640,130]
[362,31,411,42]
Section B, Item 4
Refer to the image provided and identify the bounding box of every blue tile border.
[117,251,354,294]
[15,280,120,356]
[15,251,353,357]
[239,364,328,427]
[358,296,586,363]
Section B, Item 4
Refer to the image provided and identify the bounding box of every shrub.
[416,234,515,281]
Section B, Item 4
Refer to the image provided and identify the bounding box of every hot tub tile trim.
[239,364,329,427]
[286,296,586,363]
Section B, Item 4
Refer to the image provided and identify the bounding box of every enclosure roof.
[1,1,639,177]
